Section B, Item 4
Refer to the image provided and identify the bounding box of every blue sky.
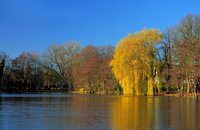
[0,0,200,58]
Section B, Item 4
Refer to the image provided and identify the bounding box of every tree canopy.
[110,29,162,95]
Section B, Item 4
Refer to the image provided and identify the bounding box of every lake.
[0,93,199,130]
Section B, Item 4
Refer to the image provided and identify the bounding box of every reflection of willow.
[111,97,163,130]
[111,97,151,130]
[111,97,200,130]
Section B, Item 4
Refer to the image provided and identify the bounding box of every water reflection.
[0,94,199,130]
[111,96,200,130]
[0,94,111,130]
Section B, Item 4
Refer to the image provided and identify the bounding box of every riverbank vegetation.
[0,14,200,97]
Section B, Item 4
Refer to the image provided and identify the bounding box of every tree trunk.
[0,59,5,85]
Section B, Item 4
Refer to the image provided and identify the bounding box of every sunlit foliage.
[110,29,162,95]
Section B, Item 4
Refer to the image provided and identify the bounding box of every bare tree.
[162,14,200,96]
[161,28,176,92]
[41,41,80,90]
[0,51,8,85]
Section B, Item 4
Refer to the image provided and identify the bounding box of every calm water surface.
[0,93,199,130]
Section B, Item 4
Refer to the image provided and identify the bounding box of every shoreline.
[159,92,200,98]
[0,89,199,98]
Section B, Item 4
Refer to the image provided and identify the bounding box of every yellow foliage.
[110,29,162,95]
[73,88,87,94]
[147,78,154,96]
[111,97,157,130]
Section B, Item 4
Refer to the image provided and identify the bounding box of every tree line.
[0,43,119,94]
[0,14,200,96]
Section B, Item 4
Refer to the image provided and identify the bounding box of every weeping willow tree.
[110,29,162,96]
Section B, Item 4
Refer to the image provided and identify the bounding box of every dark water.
[0,93,199,130]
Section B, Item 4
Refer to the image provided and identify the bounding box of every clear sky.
[0,0,200,58]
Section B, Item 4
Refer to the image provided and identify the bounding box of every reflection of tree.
[179,98,199,130]
[41,95,110,129]
[160,97,200,130]
[111,97,200,130]
[111,97,155,130]
[0,95,199,129]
